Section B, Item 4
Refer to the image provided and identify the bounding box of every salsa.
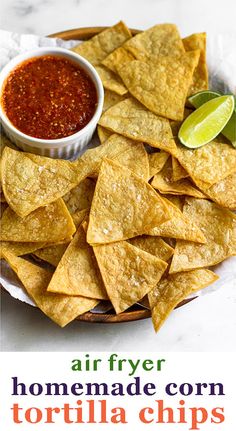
[1,55,98,140]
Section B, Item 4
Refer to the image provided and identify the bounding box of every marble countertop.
[1,0,236,352]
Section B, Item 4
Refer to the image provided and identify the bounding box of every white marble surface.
[1,0,236,352]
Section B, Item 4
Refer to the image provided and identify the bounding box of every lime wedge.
[221,98,236,148]
[179,95,235,149]
[188,90,220,108]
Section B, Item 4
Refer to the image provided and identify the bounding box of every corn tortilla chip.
[128,236,174,262]
[148,269,218,332]
[176,137,236,189]
[151,158,206,198]
[80,133,149,180]
[183,32,208,96]
[170,198,236,273]
[0,241,46,259]
[99,98,177,153]
[63,178,95,214]
[71,21,132,66]
[87,158,171,245]
[148,152,169,179]
[93,240,167,313]
[1,147,83,217]
[124,23,185,61]
[102,46,135,73]
[117,51,200,121]
[2,251,98,327]
[0,199,75,243]
[172,157,189,181]
[203,172,236,210]
[146,195,206,243]
[34,209,89,266]
[96,65,128,95]
[47,223,107,300]
[103,89,127,112]
[97,126,112,143]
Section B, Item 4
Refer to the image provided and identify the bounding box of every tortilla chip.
[34,209,89,266]
[203,172,236,210]
[0,132,18,156]
[47,223,107,300]
[0,199,75,243]
[170,108,193,136]
[102,46,135,73]
[63,178,95,214]
[117,51,200,121]
[124,23,185,61]
[97,126,113,143]
[146,195,206,243]
[103,89,127,112]
[128,236,174,261]
[151,158,206,198]
[93,240,167,313]
[170,198,236,273]
[80,133,149,180]
[96,65,128,95]
[172,157,189,181]
[163,194,185,210]
[183,32,208,96]
[149,269,218,332]
[2,251,98,327]
[0,241,46,259]
[148,152,169,179]
[99,98,177,153]
[1,147,82,217]
[176,137,236,189]
[87,158,171,245]
[71,21,132,66]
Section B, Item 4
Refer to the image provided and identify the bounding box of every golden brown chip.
[117,51,200,121]
[102,46,135,73]
[99,97,177,153]
[172,157,189,181]
[34,209,89,267]
[1,147,83,217]
[97,126,113,143]
[163,194,185,210]
[148,152,170,179]
[146,195,206,243]
[96,65,128,95]
[80,133,149,180]
[148,269,218,332]
[103,89,127,112]
[0,241,46,259]
[71,21,132,65]
[47,223,107,300]
[87,158,171,245]
[2,250,98,327]
[151,158,206,198]
[128,236,174,261]
[93,239,167,313]
[170,198,236,273]
[124,23,185,61]
[176,137,236,189]
[170,108,193,136]
[0,199,75,243]
[63,178,95,214]
[203,172,236,210]
[183,32,208,96]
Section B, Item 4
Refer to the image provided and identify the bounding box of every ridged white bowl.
[0,47,104,159]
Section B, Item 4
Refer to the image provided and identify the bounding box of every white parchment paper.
[0,29,235,309]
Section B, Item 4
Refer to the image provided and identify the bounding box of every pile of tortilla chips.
[1,22,235,332]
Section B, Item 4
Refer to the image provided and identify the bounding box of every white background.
[0,0,236,352]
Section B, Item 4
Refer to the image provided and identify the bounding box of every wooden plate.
[1,27,197,324]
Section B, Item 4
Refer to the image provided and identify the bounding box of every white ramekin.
[0,47,104,159]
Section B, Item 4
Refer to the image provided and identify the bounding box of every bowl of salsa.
[0,47,104,158]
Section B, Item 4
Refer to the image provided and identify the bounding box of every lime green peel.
[188,91,236,148]
[179,95,235,149]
